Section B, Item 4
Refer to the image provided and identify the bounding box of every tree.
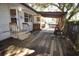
[52,3,79,20]
[51,3,79,34]
[28,3,51,11]
[29,3,79,21]
[29,3,79,34]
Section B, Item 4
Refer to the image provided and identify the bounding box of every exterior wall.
[33,16,42,30]
[33,16,38,23]
[0,3,38,40]
[8,3,38,31]
[33,16,38,24]
[0,4,10,41]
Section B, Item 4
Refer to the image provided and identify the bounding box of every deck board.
[0,31,75,56]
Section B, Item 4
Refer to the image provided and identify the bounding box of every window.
[29,14,32,22]
[30,15,34,22]
[24,18,28,22]
[10,9,16,16]
[10,9,17,24]
[24,13,28,22]
[29,14,32,18]
[24,13,28,17]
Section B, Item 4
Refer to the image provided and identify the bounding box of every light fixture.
[18,7,22,11]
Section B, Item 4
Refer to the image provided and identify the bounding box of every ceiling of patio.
[38,12,67,18]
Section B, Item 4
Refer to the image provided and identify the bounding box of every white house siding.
[19,4,38,32]
[8,3,38,32]
[0,4,10,41]
[33,16,43,30]
[0,3,38,40]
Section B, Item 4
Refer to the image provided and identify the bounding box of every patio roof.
[38,12,67,18]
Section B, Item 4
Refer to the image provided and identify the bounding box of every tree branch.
[51,3,63,12]
[67,3,79,20]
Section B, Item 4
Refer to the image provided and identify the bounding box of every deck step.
[11,32,31,40]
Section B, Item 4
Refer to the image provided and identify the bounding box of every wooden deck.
[24,31,63,56]
[0,30,76,56]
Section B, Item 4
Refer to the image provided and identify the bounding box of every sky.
[38,5,60,12]
[28,3,61,12]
